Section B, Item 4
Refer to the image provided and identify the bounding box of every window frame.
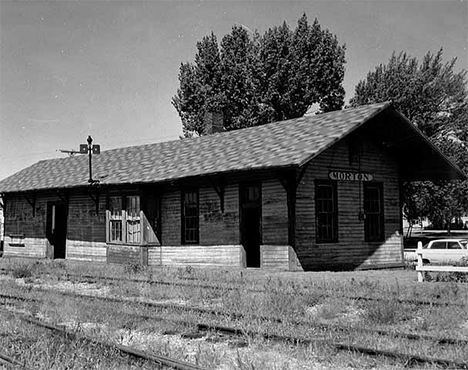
[107,195,142,245]
[315,180,338,243]
[363,182,385,242]
[181,189,199,245]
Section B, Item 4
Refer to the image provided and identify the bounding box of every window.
[315,181,338,243]
[182,190,199,244]
[364,183,384,242]
[126,196,141,243]
[109,197,122,242]
[108,195,141,244]
[430,241,446,249]
[447,241,461,250]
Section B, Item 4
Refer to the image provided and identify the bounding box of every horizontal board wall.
[295,132,403,270]
[152,245,242,267]
[66,242,107,263]
[3,194,55,258]
[199,184,239,245]
[161,190,181,246]
[107,245,141,264]
[262,180,288,245]
[67,193,106,243]
[261,245,293,270]
[3,237,47,258]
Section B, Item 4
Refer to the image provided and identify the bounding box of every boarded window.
[315,180,338,243]
[182,189,199,244]
[364,183,384,242]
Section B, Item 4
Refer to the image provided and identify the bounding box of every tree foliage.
[172,14,346,137]
[351,49,468,230]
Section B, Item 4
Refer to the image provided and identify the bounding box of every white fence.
[415,241,468,282]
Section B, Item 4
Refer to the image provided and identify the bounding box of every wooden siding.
[3,194,53,258]
[66,193,107,262]
[262,180,288,245]
[154,245,242,267]
[261,245,293,270]
[3,237,48,258]
[161,190,181,245]
[67,193,106,243]
[295,133,403,270]
[199,184,239,245]
[107,245,141,264]
[147,246,162,266]
[66,242,107,262]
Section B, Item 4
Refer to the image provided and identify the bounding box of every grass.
[1,258,468,369]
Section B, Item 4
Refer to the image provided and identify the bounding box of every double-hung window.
[315,180,338,243]
[108,195,141,244]
[364,183,384,242]
[181,189,199,244]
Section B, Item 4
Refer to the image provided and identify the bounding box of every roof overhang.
[363,106,466,181]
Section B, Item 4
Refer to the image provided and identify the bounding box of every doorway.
[240,183,261,267]
[46,202,68,259]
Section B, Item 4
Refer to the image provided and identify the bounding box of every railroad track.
[0,350,35,370]
[2,291,467,369]
[0,307,205,370]
[56,271,468,308]
[2,267,467,308]
[1,289,468,346]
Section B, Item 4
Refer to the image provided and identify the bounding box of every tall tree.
[351,49,468,230]
[172,33,223,137]
[172,14,346,137]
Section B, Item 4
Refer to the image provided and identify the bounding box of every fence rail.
[415,241,468,282]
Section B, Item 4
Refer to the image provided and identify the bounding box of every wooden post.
[417,241,424,282]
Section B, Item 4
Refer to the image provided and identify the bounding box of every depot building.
[0,102,464,271]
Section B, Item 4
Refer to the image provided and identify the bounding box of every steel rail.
[1,307,205,370]
[2,289,468,347]
[58,271,468,308]
[0,350,35,370]
[2,267,467,307]
[2,294,467,369]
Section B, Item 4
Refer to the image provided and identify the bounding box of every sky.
[0,0,467,181]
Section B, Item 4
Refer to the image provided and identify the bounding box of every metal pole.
[87,135,93,183]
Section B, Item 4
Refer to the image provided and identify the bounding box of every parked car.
[404,239,468,264]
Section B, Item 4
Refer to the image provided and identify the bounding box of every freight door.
[240,183,261,267]
[46,202,68,259]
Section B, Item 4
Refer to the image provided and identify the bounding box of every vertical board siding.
[295,135,403,270]
[262,180,288,245]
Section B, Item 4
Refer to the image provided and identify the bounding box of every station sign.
[328,171,373,182]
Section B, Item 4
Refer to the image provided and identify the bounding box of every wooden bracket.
[209,177,225,213]
[22,192,36,217]
[278,163,310,193]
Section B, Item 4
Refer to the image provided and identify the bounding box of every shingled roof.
[0,102,464,193]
